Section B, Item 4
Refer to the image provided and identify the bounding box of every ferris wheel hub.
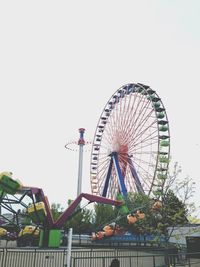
[112,131,128,154]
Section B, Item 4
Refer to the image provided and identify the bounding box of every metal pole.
[77,128,85,197]
[66,228,73,267]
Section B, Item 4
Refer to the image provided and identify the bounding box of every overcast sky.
[0,1,200,211]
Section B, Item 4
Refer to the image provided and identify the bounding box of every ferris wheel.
[90,83,170,200]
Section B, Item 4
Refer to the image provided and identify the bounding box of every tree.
[51,203,64,220]
[124,193,155,235]
[114,190,188,236]
[92,203,117,230]
[64,208,93,234]
[163,162,198,219]
[162,190,188,226]
[64,200,93,234]
[50,201,93,234]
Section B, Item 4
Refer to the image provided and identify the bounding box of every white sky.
[0,1,200,210]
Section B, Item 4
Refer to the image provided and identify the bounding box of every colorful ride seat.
[103,225,114,237]
[127,211,145,224]
[136,210,145,220]
[96,231,105,240]
[0,227,7,237]
[153,201,162,211]
[18,225,40,238]
[27,202,47,223]
[0,172,22,195]
[127,214,138,224]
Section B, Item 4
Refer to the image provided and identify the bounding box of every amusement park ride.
[0,83,170,247]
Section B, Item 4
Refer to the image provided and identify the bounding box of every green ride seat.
[0,172,22,195]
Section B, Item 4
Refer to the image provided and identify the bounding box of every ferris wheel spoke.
[126,93,149,132]
[129,136,156,153]
[121,100,152,147]
[131,111,156,143]
[120,92,138,137]
[95,162,109,177]
[118,93,132,133]
[126,170,137,192]
[97,157,110,167]
[96,158,110,172]
[104,118,120,146]
[130,139,158,153]
[129,130,158,150]
[117,90,127,133]
[99,143,112,152]
[131,135,157,154]
[118,154,150,192]
[132,119,158,142]
[108,100,119,139]
[97,161,110,176]
[132,150,158,155]
[99,173,108,191]
[130,126,158,145]
[133,168,153,190]
[122,93,146,138]
[98,169,111,191]
[121,93,134,132]
[131,108,155,141]
[118,95,139,139]
[131,98,153,133]
[127,163,150,192]
[108,175,117,199]
[129,153,156,166]
[101,124,112,145]
[126,98,150,137]
[100,139,112,152]
[97,152,110,159]
[131,157,154,177]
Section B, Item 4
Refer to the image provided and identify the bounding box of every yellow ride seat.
[0,227,7,237]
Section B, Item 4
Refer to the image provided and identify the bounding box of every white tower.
[77,128,85,197]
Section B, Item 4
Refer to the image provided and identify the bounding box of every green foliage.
[116,191,188,236]
[64,207,93,234]
[51,203,63,220]
[63,200,93,234]
[92,203,117,230]
[50,201,93,234]
[127,192,152,213]
[121,193,156,235]
[162,189,188,227]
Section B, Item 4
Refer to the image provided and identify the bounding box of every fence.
[71,253,200,267]
[0,248,66,267]
[0,247,200,267]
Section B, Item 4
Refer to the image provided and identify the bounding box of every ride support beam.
[112,152,128,197]
[127,157,144,194]
[102,158,113,197]
[54,193,122,228]
[29,187,54,227]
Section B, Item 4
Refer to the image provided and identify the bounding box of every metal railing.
[0,247,200,267]
[71,253,200,267]
[0,248,66,267]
